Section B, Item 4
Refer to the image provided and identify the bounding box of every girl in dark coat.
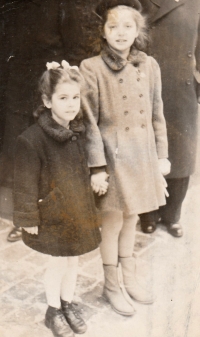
[13,61,102,337]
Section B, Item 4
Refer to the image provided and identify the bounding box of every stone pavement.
[1,169,200,337]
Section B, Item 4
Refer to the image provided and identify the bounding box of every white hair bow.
[46,60,79,72]
[61,60,79,72]
[46,61,60,70]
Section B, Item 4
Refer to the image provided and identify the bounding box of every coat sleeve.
[80,59,107,168]
[150,57,168,159]
[13,135,41,228]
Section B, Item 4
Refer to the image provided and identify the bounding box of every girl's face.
[103,7,138,58]
[43,81,80,128]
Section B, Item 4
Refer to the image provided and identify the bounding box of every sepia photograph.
[0,0,200,336]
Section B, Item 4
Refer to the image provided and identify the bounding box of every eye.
[74,95,80,100]
[60,97,67,100]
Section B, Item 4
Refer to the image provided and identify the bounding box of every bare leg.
[118,213,138,258]
[100,210,123,266]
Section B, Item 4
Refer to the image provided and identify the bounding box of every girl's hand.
[97,181,109,196]
[23,226,38,235]
[91,172,109,194]
[159,158,171,176]
[161,175,169,197]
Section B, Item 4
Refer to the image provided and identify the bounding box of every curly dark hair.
[34,65,84,119]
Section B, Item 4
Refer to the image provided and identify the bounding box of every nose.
[118,26,125,36]
[68,98,75,107]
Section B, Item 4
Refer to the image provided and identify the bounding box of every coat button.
[125,127,129,131]
[139,94,143,97]
[124,111,129,115]
[186,79,191,85]
[71,136,77,141]
[119,78,123,83]
[141,124,145,128]
[187,51,192,58]
[123,95,127,100]
[140,110,144,114]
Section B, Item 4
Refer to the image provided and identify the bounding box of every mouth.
[116,39,127,42]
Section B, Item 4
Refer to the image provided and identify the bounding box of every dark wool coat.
[0,0,100,188]
[80,44,168,214]
[139,0,200,178]
[13,110,101,257]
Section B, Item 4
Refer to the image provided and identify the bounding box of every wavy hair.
[97,5,148,52]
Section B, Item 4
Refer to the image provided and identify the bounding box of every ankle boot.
[45,306,70,337]
[61,299,87,334]
[119,257,154,304]
[103,264,135,316]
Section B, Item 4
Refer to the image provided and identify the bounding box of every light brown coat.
[80,45,168,214]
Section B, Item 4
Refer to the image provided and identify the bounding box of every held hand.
[23,226,38,235]
[161,175,169,197]
[158,158,171,176]
[91,172,109,195]
[97,181,109,196]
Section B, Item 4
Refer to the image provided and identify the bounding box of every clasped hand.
[158,158,171,176]
[91,171,109,196]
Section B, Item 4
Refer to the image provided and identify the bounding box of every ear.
[42,94,52,109]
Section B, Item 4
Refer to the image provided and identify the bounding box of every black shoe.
[61,300,87,334]
[140,221,157,234]
[7,227,22,242]
[45,306,71,337]
[166,223,183,237]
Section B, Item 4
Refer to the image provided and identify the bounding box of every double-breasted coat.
[80,44,168,215]
[139,0,200,178]
[13,110,101,256]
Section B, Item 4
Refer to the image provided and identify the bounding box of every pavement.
[1,128,200,337]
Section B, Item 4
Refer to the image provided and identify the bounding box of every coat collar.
[150,0,186,22]
[101,42,147,71]
[38,109,85,142]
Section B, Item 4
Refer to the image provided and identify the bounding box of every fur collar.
[38,109,85,142]
[101,42,147,71]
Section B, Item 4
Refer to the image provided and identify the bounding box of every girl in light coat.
[80,0,170,316]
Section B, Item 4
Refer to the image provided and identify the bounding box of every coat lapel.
[150,0,186,22]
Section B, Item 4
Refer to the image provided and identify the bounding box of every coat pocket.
[38,187,66,226]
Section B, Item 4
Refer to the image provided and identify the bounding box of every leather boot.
[119,257,154,304]
[45,306,71,337]
[61,299,87,334]
[103,264,135,316]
